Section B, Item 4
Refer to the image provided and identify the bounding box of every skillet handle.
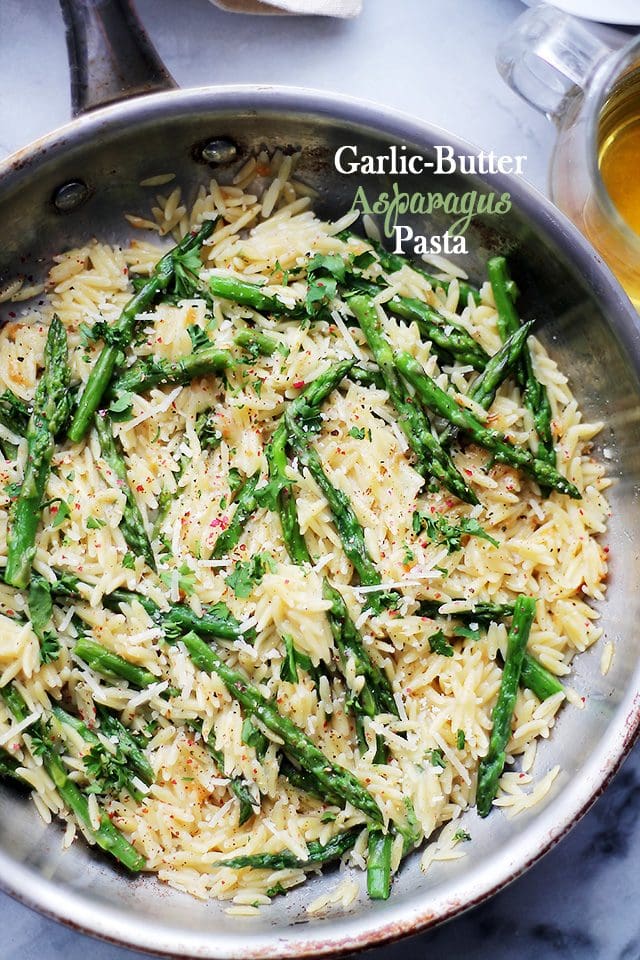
[59,0,177,115]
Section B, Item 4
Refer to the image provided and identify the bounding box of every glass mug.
[497,4,640,308]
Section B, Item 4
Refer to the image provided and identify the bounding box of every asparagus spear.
[210,275,293,314]
[417,599,516,621]
[441,321,534,450]
[349,366,386,390]
[263,422,310,566]
[5,315,71,589]
[69,221,215,443]
[188,718,258,825]
[177,630,383,824]
[52,705,151,802]
[94,412,156,570]
[211,471,261,559]
[234,329,280,357]
[217,827,360,871]
[111,344,233,397]
[487,257,555,466]
[1,684,144,871]
[476,595,536,816]
[323,581,396,718]
[75,637,156,689]
[415,599,562,702]
[394,350,580,499]
[387,297,489,371]
[367,830,393,900]
[104,586,247,642]
[348,294,477,505]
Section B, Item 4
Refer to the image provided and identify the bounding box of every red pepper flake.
[136,484,144,492]
[293,380,305,389]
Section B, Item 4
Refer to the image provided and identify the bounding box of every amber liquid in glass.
[598,69,640,237]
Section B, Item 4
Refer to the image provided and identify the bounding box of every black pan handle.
[59,0,177,115]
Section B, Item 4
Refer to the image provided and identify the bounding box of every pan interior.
[0,89,639,959]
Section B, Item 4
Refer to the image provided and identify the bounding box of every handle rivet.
[52,180,90,213]
[200,139,238,164]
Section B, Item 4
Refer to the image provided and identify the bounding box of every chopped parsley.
[348,426,366,440]
[305,253,346,316]
[453,829,471,843]
[456,729,466,750]
[429,630,455,657]
[412,511,499,553]
[122,552,136,570]
[86,516,106,530]
[225,553,274,599]
[427,748,446,769]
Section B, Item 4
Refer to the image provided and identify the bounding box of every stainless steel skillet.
[1,1,640,957]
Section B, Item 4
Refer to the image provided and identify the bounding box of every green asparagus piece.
[75,637,156,690]
[349,366,386,390]
[441,321,534,447]
[111,345,233,397]
[323,581,396,717]
[388,297,489,371]
[394,350,580,499]
[210,275,293,314]
[51,705,100,745]
[1,684,145,871]
[487,257,555,466]
[52,705,151,802]
[94,412,156,570]
[519,654,564,701]
[217,827,360,871]
[466,322,533,411]
[367,830,393,900]
[103,585,247,643]
[0,389,30,458]
[69,221,215,443]
[263,422,310,566]
[415,598,561,702]
[211,471,260,559]
[348,294,477,505]
[96,707,154,786]
[188,718,257,825]
[177,630,382,824]
[476,595,536,816]
[5,316,71,588]
[417,599,515,621]
[234,329,280,357]
[284,361,391,590]
[285,414,380,588]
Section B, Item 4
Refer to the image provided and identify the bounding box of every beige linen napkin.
[211,0,361,17]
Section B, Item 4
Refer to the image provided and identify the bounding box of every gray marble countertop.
[1,0,637,957]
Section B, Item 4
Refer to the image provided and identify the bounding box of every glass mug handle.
[496,4,613,124]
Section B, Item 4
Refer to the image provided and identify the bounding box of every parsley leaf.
[428,630,454,657]
[348,426,366,440]
[428,748,446,769]
[225,553,274,599]
[456,729,466,750]
[108,389,135,422]
[28,576,53,642]
[195,409,222,451]
[412,512,499,553]
[86,516,106,530]
[187,324,210,352]
[453,829,471,843]
[49,499,70,529]
[241,717,268,760]
[40,631,61,665]
[122,552,136,570]
[305,253,346,316]
[84,743,132,797]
